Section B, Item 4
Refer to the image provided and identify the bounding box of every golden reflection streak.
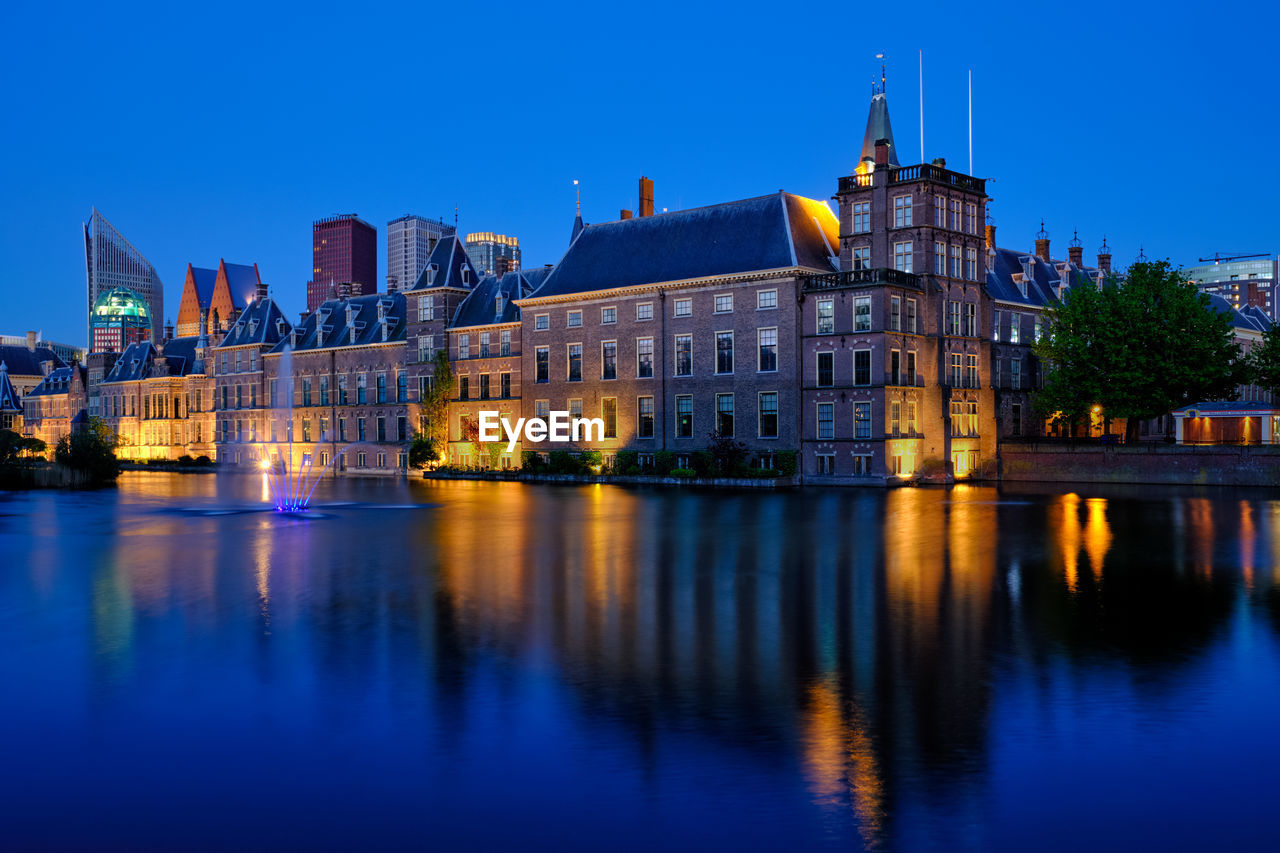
[1239,500,1255,592]
[800,678,885,844]
[1188,498,1215,576]
[1083,498,1112,581]
[1060,493,1081,592]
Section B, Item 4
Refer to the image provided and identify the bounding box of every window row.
[532,330,779,382]
[218,414,409,444]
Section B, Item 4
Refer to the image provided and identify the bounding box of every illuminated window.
[602,398,617,438]
[854,402,871,438]
[817,299,834,334]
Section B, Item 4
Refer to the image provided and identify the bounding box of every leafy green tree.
[1249,323,1280,398]
[54,416,120,482]
[408,431,439,469]
[1035,261,1243,440]
[418,350,455,463]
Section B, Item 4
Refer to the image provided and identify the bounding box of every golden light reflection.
[1188,498,1215,575]
[1239,500,1255,592]
[800,678,885,845]
[1083,498,1112,580]
[1060,493,1081,592]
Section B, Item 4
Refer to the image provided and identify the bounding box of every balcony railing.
[889,164,985,193]
[803,267,921,291]
[838,173,874,192]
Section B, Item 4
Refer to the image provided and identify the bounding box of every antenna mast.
[919,50,925,163]
[968,69,973,176]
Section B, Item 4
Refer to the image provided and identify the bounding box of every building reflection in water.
[37,476,1280,847]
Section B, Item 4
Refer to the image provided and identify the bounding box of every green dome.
[91,286,152,328]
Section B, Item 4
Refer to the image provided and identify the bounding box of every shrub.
[654,450,676,475]
[670,468,696,478]
[409,431,441,469]
[177,455,195,466]
[548,450,583,475]
[54,417,120,483]
[690,451,715,477]
[195,455,213,467]
[917,457,947,479]
[707,431,749,474]
[579,450,603,471]
[521,451,547,472]
[775,451,798,477]
[614,450,638,473]
[624,465,642,476]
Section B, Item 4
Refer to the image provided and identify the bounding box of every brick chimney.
[164,321,174,342]
[349,281,363,298]
[25,331,36,352]
[1034,220,1051,262]
[620,209,633,220]
[985,223,997,250]
[386,274,398,294]
[256,280,268,302]
[1068,230,1084,267]
[337,282,352,300]
[1097,237,1112,274]
[874,138,890,167]
[639,176,654,217]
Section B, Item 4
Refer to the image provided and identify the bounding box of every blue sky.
[3,0,1277,345]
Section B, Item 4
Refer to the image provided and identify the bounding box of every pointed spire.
[859,56,900,170]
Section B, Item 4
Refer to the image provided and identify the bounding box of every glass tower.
[84,208,164,346]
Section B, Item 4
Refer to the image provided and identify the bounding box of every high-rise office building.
[465,232,521,277]
[84,208,164,345]
[90,286,153,353]
[1183,255,1278,318]
[387,215,456,292]
[307,214,377,311]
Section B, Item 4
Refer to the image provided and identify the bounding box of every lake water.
[3,473,1280,850]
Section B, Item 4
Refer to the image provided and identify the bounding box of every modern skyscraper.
[84,208,164,345]
[307,214,377,311]
[90,286,153,353]
[386,215,456,292]
[465,232,521,277]
[1183,254,1278,318]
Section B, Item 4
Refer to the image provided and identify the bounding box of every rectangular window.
[906,350,917,386]
[950,244,962,279]
[853,349,872,386]
[377,417,386,442]
[714,294,733,313]
[854,402,871,438]
[535,400,550,419]
[1011,403,1022,436]
[376,372,387,404]
[757,289,777,310]
[817,299,834,335]
[967,401,979,436]
[965,302,977,337]
[320,376,330,406]
[636,337,654,378]
[890,349,901,385]
[949,301,961,336]
[675,335,693,376]
[966,247,978,281]
[817,351,834,387]
[1034,318,1043,342]
[418,334,431,362]
[965,202,977,235]
[852,246,870,271]
[397,372,408,403]
[358,417,367,441]
[759,392,778,438]
[535,314,549,331]
[638,396,655,438]
[235,351,242,373]
[675,395,693,438]
[601,341,617,380]
[716,332,734,374]
[601,307,617,325]
[817,402,834,439]
[935,240,947,275]
[568,344,582,381]
[906,299,917,333]
[480,332,491,358]
[967,354,979,388]
[852,201,870,233]
[358,373,368,405]
[950,199,962,231]
[674,298,692,318]
[500,372,511,398]
[894,241,913,273]
[501,330,511,356]
[716,394,734,437]
[458,376,469,400]
[757,328,777,372]
[1011,358,1022,390]
[935,195,946,227]
[337,376,347,405]
[535,347,549,383]
[479,373,490,400]
[602,398,617,438]
[951,353,963,387]
[567,310,582,328]
[890,401,901,436]
[993,309,1002,342]
[636,302,653,321]
[893,195,913,228]
[459,334,470,359]
[890,296,901,332]
[420,296,435,322]
[1010,314,1021,344]
[907,401,918,434]
[854,296,871,331]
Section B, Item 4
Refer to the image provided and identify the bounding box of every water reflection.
[2,476,1280,849]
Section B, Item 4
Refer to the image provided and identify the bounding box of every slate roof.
[1206,292,1272,333]
[985,248,1066,308]
[408,235,479,291]
[859,92,900,168]
[0,361,20,411]
[25,365,83,398]
[451,271,534,329]
[520,265,554,291]
[0,345,66,377]
[527,192,840,300]
[217,297,293,349]
[277,292,406,352]
[190,266,219,305]
[222,262,261,310]
[103,338,205,384]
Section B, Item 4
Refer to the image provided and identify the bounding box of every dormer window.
[427,264,438,286]
[461,265,472,286]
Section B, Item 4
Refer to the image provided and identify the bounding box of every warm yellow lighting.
[259,458,270,470]
[1092,406,1102,414]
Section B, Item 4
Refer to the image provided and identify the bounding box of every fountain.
[256,344,344,513]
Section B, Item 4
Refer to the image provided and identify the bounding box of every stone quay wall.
[1000,442,1280,487]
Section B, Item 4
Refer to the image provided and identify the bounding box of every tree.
[419,350,455,460]
[706,430,749,474]
[1035,260,1243,441]
[1249,323,1280,398]
[408,431,439,469]
[54,416,120,483]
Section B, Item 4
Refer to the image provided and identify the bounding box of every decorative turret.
[1035,220,1051,262]
[1068,230,1084,267]
[857,58,899,174]
[1097,237,1112,274]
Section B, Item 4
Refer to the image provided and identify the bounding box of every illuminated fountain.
[256,344,344,514]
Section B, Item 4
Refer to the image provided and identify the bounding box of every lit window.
[817,299,834,335]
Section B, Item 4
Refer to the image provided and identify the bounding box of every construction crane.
[1197,252,1269,263]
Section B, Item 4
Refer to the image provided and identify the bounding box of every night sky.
[3,0,1276,345]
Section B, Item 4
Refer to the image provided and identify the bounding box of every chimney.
[639,176,654,217]
[26,331,36,352]
[874,138,890,167]
[1068,230,1084,267]
[300,312,309,324]
[337,282,352,300]
[1034,220,1051,262]
[256,280,268,301]
[620,209,632,220]
[350,281,363,297]
[164,321,174,342]
[985,223,997,250]
[41,359,53,376]
[386,275,398,294]
[1097,237,1112,274]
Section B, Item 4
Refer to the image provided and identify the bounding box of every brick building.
[22,363,87,455]
[175,260,263,337]
[98,334,215,461]
[210,287,293,464]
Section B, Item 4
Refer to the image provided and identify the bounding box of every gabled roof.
[217,297,292,349]
[25,364,84,398]
[190,266,219,305]
[0,344,66,377]
[520,265,554,291]
[527,192,840,300]
[451,272,529,329]
[102,338,205,383]
[859,91,900,168]
[407,235,479,291]
[1206,292,1271,333]
[276,292,406,352]
[985,248,1063,308]
[0,361,21,411]
[220,261,261,311]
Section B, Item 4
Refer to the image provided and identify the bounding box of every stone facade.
[99,338,215,461]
